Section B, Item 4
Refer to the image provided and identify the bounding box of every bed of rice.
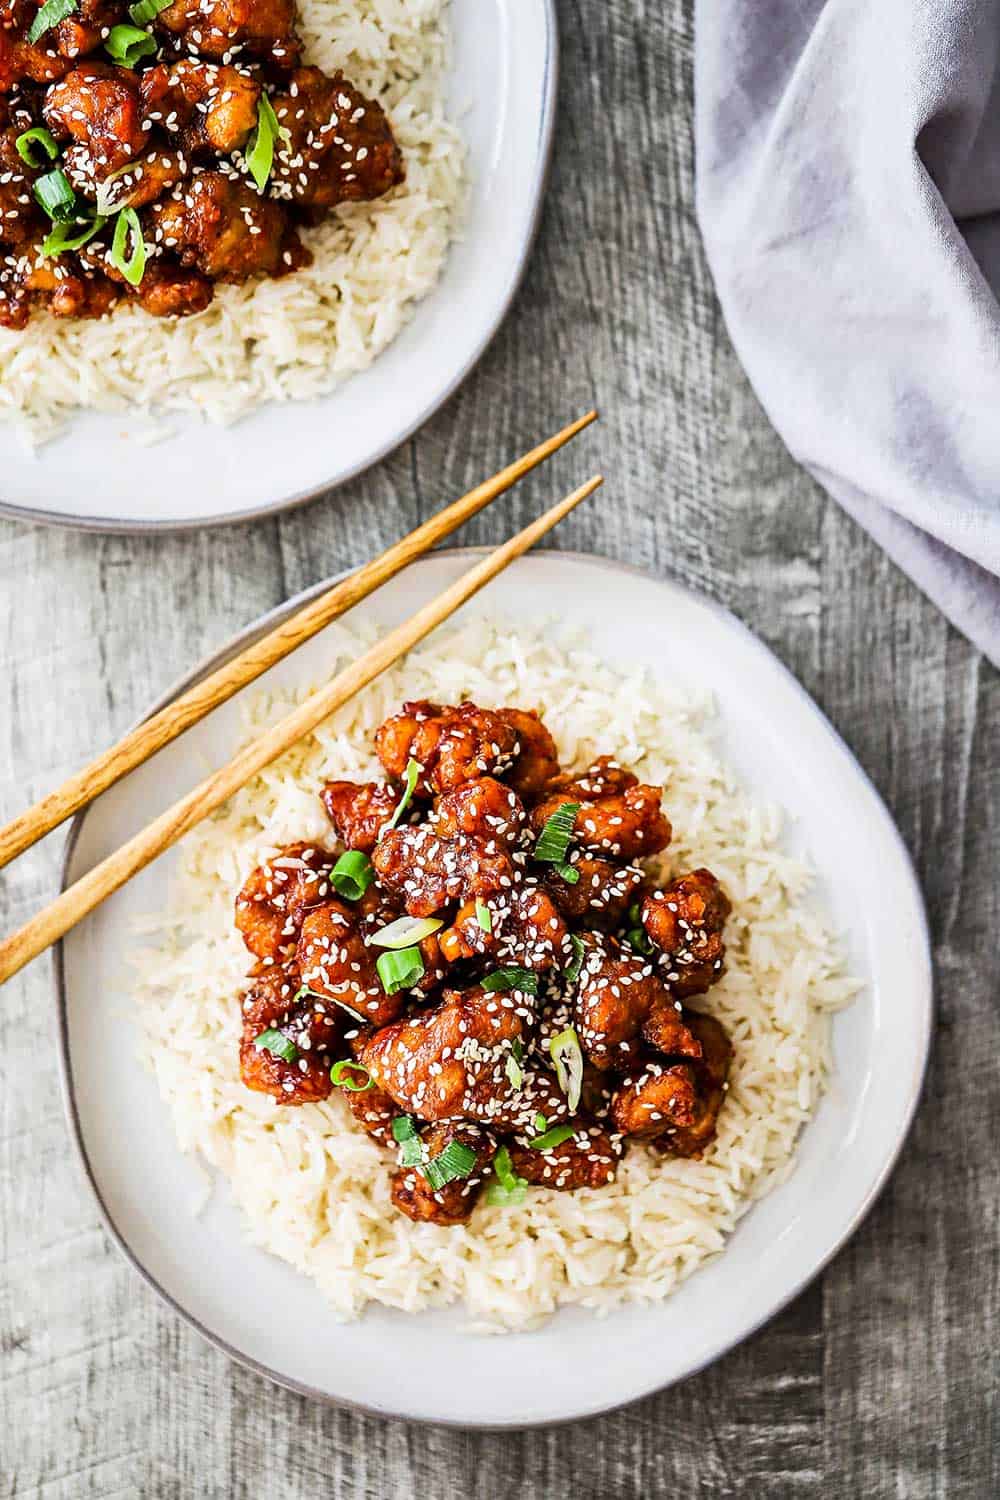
[0,0,464,442]
[129,618,859,1332]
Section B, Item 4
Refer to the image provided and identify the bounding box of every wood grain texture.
[1,0,997,1494]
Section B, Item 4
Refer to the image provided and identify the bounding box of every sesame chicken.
[321,778,401,854]
[44,63,147,174]
[642,868,731,997]
[229,695,735,1223]
[269,66,404,211]
[0,123,43,246]
[238,964,342,1104]
[139,59,260,158]
[151,0,300,65]
[146,170,307,280]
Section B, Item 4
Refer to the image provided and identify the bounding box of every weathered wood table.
[2,2,997,1494]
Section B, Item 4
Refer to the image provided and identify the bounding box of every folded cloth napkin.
[695,0,1000,666]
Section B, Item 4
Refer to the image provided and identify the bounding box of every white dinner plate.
[0,1,557,531]
[56,552,932,1426]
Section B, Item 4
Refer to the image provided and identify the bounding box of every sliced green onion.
[548,1026,583,1113]
[384,757,420,833]
[627,901,643,926]
[41,213,106,257]
[329,1059,375,1093]
[554,861,580,885]
[33,168,75,222]
[529,1124,575,1152]
[245,92,281,193]
[481,966,538,996]
[95,161,139,215]
[626,926,652,955]
[370,914,442,950]
[330,849,374,901]
[485,1144,528,1206]
[109,206,146,286]
[105,22,157,65]
[15,127,59,168]
[27,0,77,44]
[128,0,171,22]
[399,1137,424,1168]
[253,1027,297,1063]
[533,802,580,864]
[294,984,366,1026]
[504,1039,524,1091]
[533,1113,547,1132]
[376,945,424,995]
[391,1115,417,1143]
[423,1139,477,1190]
[475,899,492,933]
[564,934,585,984]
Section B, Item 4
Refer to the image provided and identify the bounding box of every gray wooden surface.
[2,0,998,1494]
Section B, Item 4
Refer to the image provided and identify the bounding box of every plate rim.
[1,0,559,536]
[52,549,934,1427]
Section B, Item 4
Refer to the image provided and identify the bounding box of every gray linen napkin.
[695,0,1000,666]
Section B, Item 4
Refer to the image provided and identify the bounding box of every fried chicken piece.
[431,776,526,847]
[361,984,538,1125]
[320,779,400,854]
[47,0,124,65]
[152,0,300,66]
[140,59,260,157]
[147,170,307,281]
[0,245,120,327]
[375,700,520,797]
[573,933,702,1071]
[346,1078,399,1148]
[238,964,342,1104]
[390,1121,495,1225]
[372,824,514,918]
[543,855,643,930]
[296,898,420,1029]
[62,141,187,204]
[532,757,672,863]
[0,10,72,92]
[508,1120,621,1191]
[129,256,212,315]
[653,1010,733,1159]
[609,1060,702,1140]
[270,66,403,211]
[438,880,569,969]
[234,841,335,962]
[44,63,146,174]
[642,868,731,998]
[496,707,560,801]
[0,126,44,246]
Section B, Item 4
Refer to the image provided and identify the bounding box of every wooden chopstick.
[0,411,597,872]
[0,474,603,985]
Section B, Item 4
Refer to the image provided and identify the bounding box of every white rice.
[129,618,860,1332]
[0,0,464,441]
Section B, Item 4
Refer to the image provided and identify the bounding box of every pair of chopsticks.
[0,412,600,986]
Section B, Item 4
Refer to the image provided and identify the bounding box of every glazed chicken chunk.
[44,63,147,174]
[238,964,343,1104]
[375,700,521,797]
[642,868,731,997]
[234,841,335,962]
[140,59,260,157]
[531,756,672,862]
[321,778,401,854]
[431,776,526,847]
[270,66,404,210]
[495,707,560,802]
[372,824,515,918]
[390,1121,495,1226]
[152,0,300,65]
[508,1120,621,1191]
[573,934,704,1071]
[544,854,643,929]
[147,170,307,280]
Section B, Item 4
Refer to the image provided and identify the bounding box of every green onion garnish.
[253,1027,297,1063]
[109,206,146,286]
[533,802,580,864]
[41,213,106,257]
[399,1137,424,1167]
[391,1115,417,1143]
[330,1059,375,1092]
[423,1139,477,1190]
[95,161,139,215]
[27,0,77,44]
[376,945,424,995]
[548,1026,583,1112]
[15,127,59,168]
[245,93,282,193]
[505,1039,524,1090]
[33,168,75,222]
[330,849,374,901]
[564,934,585,984]
[626,926,652,955]
[294,984,366,1026]
[370,915,442,950]
[533,1113,547,1132]
[627,901,643,926]
[384,757,420,833]
[529,1124,575,1152]
[481,966,538,995]
[485,1145,528,1206]
[105,22,157,65]
[554,861,580,885]
[475,899,492,933]
[128,0,171,22]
